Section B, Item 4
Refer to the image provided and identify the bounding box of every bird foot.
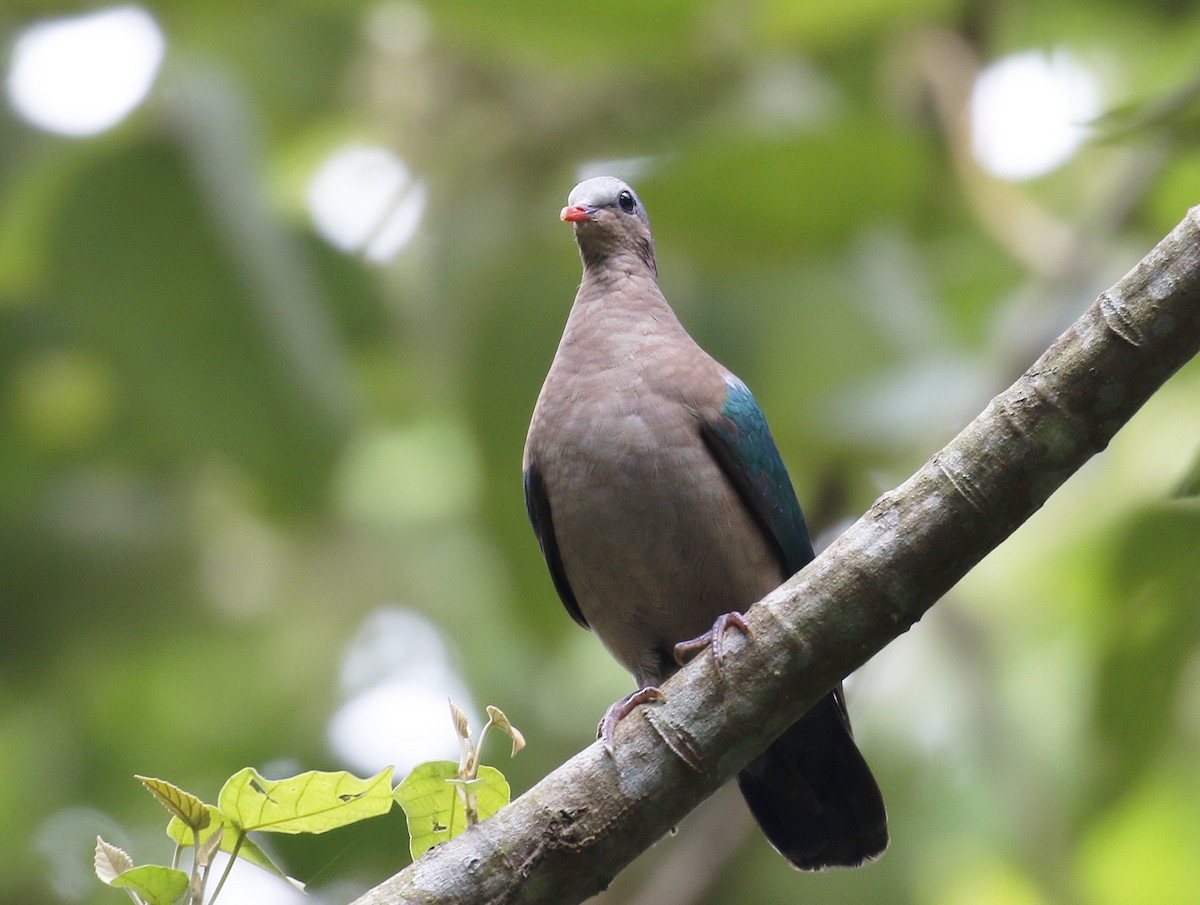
[597,686,666,755]
[673,611,753,671]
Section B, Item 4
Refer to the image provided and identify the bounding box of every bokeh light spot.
[328,608,474,775]
[6,6,165,137]
[306,144,427,262]
[970,49,1101,182]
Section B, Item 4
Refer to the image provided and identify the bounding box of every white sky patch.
[575,156,658,184]
[188,853,307,905]
[306,144,427,262]
[970,49,1102,182]
[6,6,165,137]
[327,608,474,776]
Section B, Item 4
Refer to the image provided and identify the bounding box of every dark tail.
[736,688,887,870]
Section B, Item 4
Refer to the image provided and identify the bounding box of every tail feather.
[736,688,887,870]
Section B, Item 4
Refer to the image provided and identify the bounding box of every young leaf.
[135,775,211,834]
[484,705,526,757]
[449,698,473,774]
[218,766,395,835]
[94,836,134,885]
[109,865,190,905]
[166,806,304,892]
[395,761,510,859]
[449,699,471,741]
[194,824,223,870]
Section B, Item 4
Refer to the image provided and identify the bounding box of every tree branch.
[350,208,1200,905]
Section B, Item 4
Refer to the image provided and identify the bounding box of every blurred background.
[3,1,1200,904]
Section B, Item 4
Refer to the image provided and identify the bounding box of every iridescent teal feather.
[702,375,815,577]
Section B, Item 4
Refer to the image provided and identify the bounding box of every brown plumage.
[524,176,887,870]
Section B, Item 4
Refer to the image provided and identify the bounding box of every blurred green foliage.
[2,1,1199,904]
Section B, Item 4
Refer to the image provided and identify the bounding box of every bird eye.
[617,190,636,213]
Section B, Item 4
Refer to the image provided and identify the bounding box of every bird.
[522,175,887,870]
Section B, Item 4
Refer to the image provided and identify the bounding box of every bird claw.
[597,686,666,755]
[673,611,753,670]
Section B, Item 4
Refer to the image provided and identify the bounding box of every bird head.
[560,176,657,276]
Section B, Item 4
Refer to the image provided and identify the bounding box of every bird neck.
[576,261,673,317]
[579,237,658,283]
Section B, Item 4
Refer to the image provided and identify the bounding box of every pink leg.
[597,686,666,755]
[673,611,753,670]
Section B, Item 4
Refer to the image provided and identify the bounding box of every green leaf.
[109,865,190,905]
[167,806,303,892]
[428,0,698,68]
[758,0,954,47]
[135,775,211,834]
[218,766,395,835]
[1089,500,1200,810]
[648,127,928,264]
[395,761,511,859]
[48,140,348,514]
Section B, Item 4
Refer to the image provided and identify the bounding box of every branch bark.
[351,208,1200,905]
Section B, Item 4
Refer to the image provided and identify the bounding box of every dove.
[523,176,887,869]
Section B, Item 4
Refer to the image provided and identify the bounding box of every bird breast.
[531,362,781,686]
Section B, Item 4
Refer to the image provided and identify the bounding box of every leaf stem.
[207,832,245,905]
[469,718,494,779]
